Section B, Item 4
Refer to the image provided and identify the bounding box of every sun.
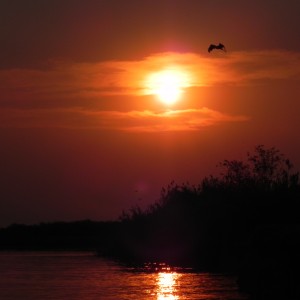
[145,68,190,106]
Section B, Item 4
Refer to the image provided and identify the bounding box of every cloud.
[1,50,300,107]
[222,50,300,83]
[117,108,249,132]
[0,107,249,132]
[1,49,297,131]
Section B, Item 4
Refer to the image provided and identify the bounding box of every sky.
[1,0,300,227]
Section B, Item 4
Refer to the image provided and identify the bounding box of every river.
[0,252,249,300]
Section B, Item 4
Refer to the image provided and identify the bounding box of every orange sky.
[1,0,300,227]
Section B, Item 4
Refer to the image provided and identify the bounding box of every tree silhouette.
[109,145,300,271]
[216,145,299,190]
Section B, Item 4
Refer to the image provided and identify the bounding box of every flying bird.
[208,43,226,53]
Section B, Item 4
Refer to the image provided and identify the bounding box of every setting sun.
[145,68,191,105]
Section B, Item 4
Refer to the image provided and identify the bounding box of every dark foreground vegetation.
[1,145,300,299]
[0,219,117,251]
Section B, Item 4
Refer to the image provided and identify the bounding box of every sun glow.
[145,68,191,106]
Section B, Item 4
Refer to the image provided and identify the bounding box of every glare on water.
[156,272,180,300]
[0,252,248,300]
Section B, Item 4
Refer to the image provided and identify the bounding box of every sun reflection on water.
[156,272,180,300]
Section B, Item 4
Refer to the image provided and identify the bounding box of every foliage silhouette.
[98,145,300,298]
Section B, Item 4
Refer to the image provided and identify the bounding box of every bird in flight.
[208,43,226,53]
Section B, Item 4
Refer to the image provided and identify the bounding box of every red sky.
[1,0,300,227]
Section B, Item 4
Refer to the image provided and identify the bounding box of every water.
[0,252,248,300]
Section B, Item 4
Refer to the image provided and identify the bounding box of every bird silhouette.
[208,43,226,53]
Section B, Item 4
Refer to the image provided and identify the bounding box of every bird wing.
[208,44,215,52]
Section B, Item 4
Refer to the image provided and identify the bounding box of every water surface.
[0,252,248,300]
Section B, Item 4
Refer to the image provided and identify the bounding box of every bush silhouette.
[105,145,300,298]
[102,145,300,274]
